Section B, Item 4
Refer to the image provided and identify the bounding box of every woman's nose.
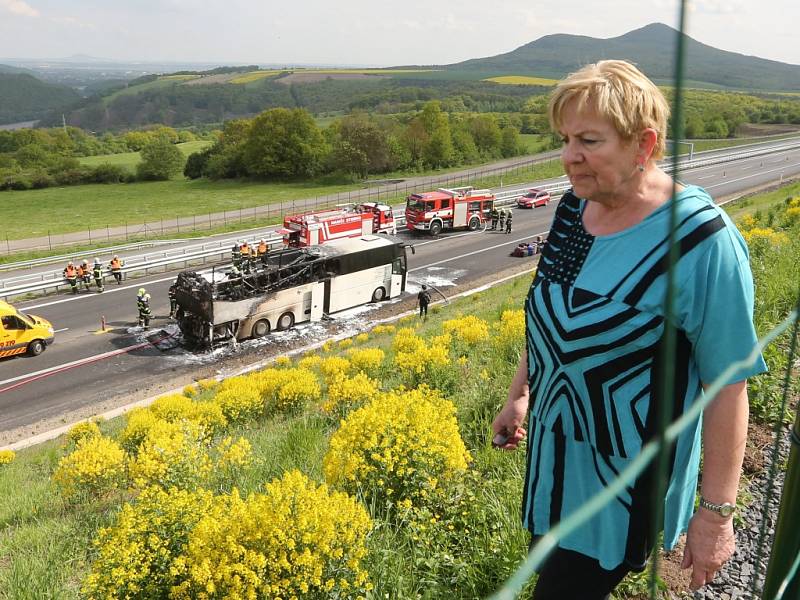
[562,141,582,165]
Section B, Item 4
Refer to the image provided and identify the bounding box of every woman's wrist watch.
[699,496,736,518]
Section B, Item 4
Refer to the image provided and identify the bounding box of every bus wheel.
[429,221,442,236]
[468,217,480,231]
[252,319,270,337]
[371,287,386,302]
[277,312,295,331]
[27,340,45,356]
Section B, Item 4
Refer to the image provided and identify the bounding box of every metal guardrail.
[0,235,284,300]
[2,140,798,301]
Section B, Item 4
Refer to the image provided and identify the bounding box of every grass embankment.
[0,186,797,598]
[77,141,212,171]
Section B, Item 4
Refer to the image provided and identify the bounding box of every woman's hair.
[548,60,670,159]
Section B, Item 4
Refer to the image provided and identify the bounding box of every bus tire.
[252,319,270,337]
[277,312,295,331]
[27,340,45,356]
[371,286,386,302]
[429,221,443,236]
[468,216,480,231]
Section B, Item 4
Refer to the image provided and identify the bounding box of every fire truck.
[281,203,396,247]
[405,187,495,235]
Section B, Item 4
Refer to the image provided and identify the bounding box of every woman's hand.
[491,398,528,449]
[681,510,736,590]
[492,353,530,450]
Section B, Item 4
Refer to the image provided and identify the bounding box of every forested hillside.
[0,73,81,125]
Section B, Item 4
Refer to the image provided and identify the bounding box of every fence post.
[762,303,800,599]
[48,231,52,251]
[107,224,110,240]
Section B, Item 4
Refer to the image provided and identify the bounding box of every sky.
[1,0,799,67]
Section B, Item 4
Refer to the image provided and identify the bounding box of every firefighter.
[226,265,242,280]
[136,288,146,312]
[138,293,152,329]
[490,207,499,230]
[505,210,513,234]
[78,259,92,291]
[417,285,431,319]
[92,258,104,293]
[498,209,506,231]
[231,242,242,268]
[109,255,123,284]
[257,239,268,265]
[63,261,78,294]
[240,240,251,272]
[168,283,177,318]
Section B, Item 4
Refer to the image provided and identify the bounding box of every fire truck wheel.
[429,221,443,236]
[27,340,45,356]
[277,312,295,331]
[468,216,480,231]
[371,286,386,302]
[252,319,271,337]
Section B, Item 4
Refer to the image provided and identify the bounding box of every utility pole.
[62,113,67,134]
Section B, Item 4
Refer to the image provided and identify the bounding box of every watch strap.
[699,496,736,517]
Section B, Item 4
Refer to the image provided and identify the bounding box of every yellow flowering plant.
[65,420,102,447]
[298,353,323,370]
[323,386,471,510]
[319,356,352,383]
[0,449,16,465]
[355,332,369,344]
[347,347,385,376]
[82,485,214,598]
[212,376,264,423]
[371,324,396,335]
[338,337,354,350]
[171,470,372,599]
[274,355,292,367]
[250,367,322,413]
[127,420,212,491]
[52,435,127,500]
[442,315,490,346]
[323,372,381,416]
[148,393,228,438]
[493,309,526,363]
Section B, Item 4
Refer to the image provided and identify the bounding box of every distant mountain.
[0,73,81,125]
[0,63,34,75]
[448,23,800,91]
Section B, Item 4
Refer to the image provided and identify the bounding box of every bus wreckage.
[174,235,411,347]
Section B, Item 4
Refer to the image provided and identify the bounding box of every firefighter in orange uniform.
[63,261,78,294]
[77,260,91,291]
[109,255,123,284]
[257,239,268,265]
[240,241,252,273]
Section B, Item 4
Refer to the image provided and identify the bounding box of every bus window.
[392,258,403,275]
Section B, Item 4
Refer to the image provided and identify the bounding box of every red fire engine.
[405,187,495,235]
[281,203,396,247]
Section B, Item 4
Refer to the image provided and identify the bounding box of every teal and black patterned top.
[523,186,767,570]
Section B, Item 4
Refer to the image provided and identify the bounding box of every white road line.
[23,275,181,311]
[410,230,548,271]
[53,328,69,333]
[706,162,800,189]
[695,175,715,180]
[0,343,148,388]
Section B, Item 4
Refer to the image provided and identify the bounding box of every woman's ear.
[637,128,658,163]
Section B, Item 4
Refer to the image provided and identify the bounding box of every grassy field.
[78,141,213,172]
[484,75,558,86]
[102,74,199,104]
[724,180,800,220]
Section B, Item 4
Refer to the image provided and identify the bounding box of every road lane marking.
[0,342,151,394]
[410,230,549,271]
[53,328,69,333]
[22,276,179,311]
[706,162,800,189]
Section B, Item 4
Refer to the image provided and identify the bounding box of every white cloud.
[0,0,39,17]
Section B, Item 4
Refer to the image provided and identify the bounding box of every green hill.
[0,73,81,124]
[448,23,800,91]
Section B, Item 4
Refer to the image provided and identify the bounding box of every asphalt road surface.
[2,143,799,443]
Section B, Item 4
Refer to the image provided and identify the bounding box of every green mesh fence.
[488,0,800,597]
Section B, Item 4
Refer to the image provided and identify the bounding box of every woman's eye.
[560,137,568,145]
[582,138,597,145]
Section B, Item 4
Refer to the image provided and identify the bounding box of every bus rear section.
[174,236,409,347]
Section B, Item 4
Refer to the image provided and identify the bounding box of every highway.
[2,140,799,445]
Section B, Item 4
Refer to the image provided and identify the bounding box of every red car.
[516,188,551,208]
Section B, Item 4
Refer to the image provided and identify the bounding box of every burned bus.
[174,235,410,346]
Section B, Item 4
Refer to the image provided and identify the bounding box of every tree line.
[185,102,527,181]
[0,126,212,191]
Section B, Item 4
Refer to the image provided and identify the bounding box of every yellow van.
[0,300,55,357]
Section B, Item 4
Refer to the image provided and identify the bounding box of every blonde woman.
[493,60,765,599]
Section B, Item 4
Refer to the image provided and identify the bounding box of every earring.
[637,162,645,172]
